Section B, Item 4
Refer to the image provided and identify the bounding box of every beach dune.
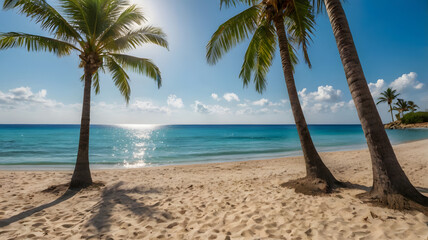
[0,140,427,239]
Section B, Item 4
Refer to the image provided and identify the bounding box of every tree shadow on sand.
[85,181,170,236]
[0,185,81,228]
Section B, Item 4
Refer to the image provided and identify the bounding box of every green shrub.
[401,112,428,124]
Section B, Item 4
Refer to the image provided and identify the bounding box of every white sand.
[0,139,427,239]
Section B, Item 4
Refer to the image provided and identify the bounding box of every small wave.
[121,160,149,168]
[0,150,51,156]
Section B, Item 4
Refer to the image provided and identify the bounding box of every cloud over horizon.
[167,94,184,109]
[1,71,425,125]
[0,87,63,109]
[223,93,240,102]
[298,85,349,113]
[369,72,424,98]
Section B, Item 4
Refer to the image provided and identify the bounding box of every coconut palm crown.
[407,101,419,113]
[393,98,409,119]
[207,0,341,190]
[376,88,399,122]
[1,0,168,100]
[208,0,313,92]
[1,0,168,188]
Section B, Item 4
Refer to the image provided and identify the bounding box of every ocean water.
[0,124,427,170]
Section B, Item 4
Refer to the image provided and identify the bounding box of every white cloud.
[298,85,346,113]
[390,72,424,91]
[269,99,288,107]
[330,101,345,113]
[223,92,240,102]
[131,100,170,113]
[368,72,424,99]
[252,98,269,106]
[251,98,287,107]
[300,85,342,102]
[211,93,220,101]
[167,94,184,108]
[237,103,248,107]
[0,87,63,108]
[193,101,230,114]
[368,79,386,98]
[236,106,285,115]
[193,101,209,114]
[236,108,252,115]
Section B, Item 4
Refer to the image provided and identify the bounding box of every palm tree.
[1,0,168,188]
[376,88,399,123]
[207,0,340,191]
[312,0,427,207]
[407,101,419,113]
[393,99,409,119]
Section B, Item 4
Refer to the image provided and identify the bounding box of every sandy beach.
[0,140,427,240]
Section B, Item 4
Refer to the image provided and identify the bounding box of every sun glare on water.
[116,124,160,130]
[114,124,160,168]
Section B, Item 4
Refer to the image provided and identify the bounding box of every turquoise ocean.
[1,124,427,170]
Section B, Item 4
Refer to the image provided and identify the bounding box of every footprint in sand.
[32,222,45,227]
[62,224,74,228]
[166,222,178,229]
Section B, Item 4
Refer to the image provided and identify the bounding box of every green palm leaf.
[104,26,168,51]
[376,96,388,105]
[106,56,131,103]
[286,0,315,68]
[92,67,105,95]
[239,22,277,93]
[58,0,91,38]
[0,32,77,56]
[109,53,162,88]
[219,0,259,8]
[3,0,82,43]
[206,4,261,65]
[98,4,147,43]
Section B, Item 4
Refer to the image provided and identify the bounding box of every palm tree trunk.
[70,68,93,188]
[324,0,427,207]
[273,18,339,190]
[389,104,394,122]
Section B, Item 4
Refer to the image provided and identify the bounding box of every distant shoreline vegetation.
[385,112,428,129]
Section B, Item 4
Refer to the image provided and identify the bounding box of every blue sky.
[0,0,427,124]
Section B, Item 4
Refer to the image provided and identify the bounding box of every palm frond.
[285,0,315,68]
[0,32,77,56]
[59,0,91,39]
[80,0,128,39]
[287,41,299,72]
[106,56,131,103]
[206,4,261,65]
[92,70,101,94]
[109,53,162,88]
[311,0,324,13]
[376,96,387,105]
[104,26,168,51]
[98,4,146,43]
[219,0,259,9]
[239,22,277,93]
[4,0,82,43]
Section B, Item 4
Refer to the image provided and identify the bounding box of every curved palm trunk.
[274,19,339,189]
[324,0,427,207]
[389,103,394,122]
[70,68,93,188]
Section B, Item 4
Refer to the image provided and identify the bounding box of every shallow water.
[0,124,427,169]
